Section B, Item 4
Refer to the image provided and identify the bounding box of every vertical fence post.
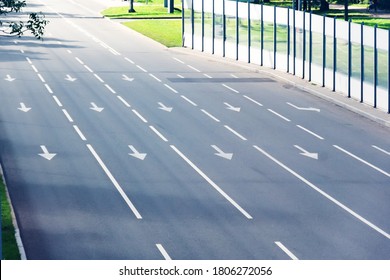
[182,0,185,47]
[322,14,326,87]
[333,17,336,92]
[212,0,215,54]
[223,0,226,57]
[261,3,264,66]
[248,0,251,63]
[309,11,312,82]
[274,6,277,70]
[236,0,239,60]
[303,11,306,79]
[287,8,290,73]
[348,19,351,98]
[293,7,296,75]
[374,25,377,108]
[361,22,364,103]
[191,0,194,50]
[202,0,204,52]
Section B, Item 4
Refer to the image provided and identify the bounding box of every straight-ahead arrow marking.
[65,74,77,82]
[5,75,15,82]
[287,102,320,112]
[224,102,241,112]
[18,103,31,112]
[211,145,233,160]
[158,102,173,112]
[122,74,134,82]
[294,145,318,160]
[38,145,56,161]
[90,102,104,112]
[128,145,147,160]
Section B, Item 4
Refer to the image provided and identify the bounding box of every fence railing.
[182,0,390,113]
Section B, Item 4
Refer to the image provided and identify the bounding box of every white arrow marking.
[287,102,320,112]
[128,145,147,160]
[38,145,56,161]
[65,74,77,82]
[5,75,15,82]
[17,103,31,112]
[211,145,233,160]
[158,102,173,112]
[122,74,134,82]
[294,145,318,160]
[90,102,104,112]
[224,102,241,112]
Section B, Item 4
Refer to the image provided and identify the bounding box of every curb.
[0,164,27,260]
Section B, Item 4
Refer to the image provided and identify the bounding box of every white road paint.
[224,102,241,112]
[201,109,220,122]
[117,96,131,107]
[372,145,390,156]
[65,74,77,82]
[17,103,31,113]
[26,57,32,64]
[243,95,263,107]
[173,57,185,64]
[253,145,390,240]
[52,96,63,107]
[37,74,46,83]
[171,145,253,219]
[84,65,94,73]
[38,145,56,161]
[44,84,53,94]
[105,84,116,94]
[275,242,299,260]
[334,145,390,177]
[222,84,239,93]
[294,145,318,160]
[224,125,247,141]
[136,65,148,73]
[125,57,135,64]
[94,74,104,83]
[158,102,173,112]
[4,75,15,82]
[62,109,74,122]
[296,125,324,140]
[31,65,39,73]
[90,102,104,112]
[87,144,142,219]
[149,73,161,82]
[203,73,213,79]
[128,145,147,160]
[187,65,201,72]
[156,244,172,260]
[75,57,84,65]
[122,74,134,82]
[132,109,148,123]
[268,109,291,122]
[149,126,168,142]
[73,125,87,141]
[211,145,233,160]
[164,84,178,94]
[287,102,320,112]
[181,95,197,106]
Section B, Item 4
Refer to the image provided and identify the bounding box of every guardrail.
[182,0,390,113]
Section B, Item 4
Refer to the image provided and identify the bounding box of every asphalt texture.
[0,0,389,260]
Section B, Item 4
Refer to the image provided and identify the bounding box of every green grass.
[1,177,20,260]
[102,5,181,19]
[122,19,182,47]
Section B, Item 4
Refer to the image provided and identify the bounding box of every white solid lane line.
[170,145,253,220]
[253,145,390,240]
[275,242,299,260]
[372,145,390,156]
[87,144,142,219]
[156,244,172,260]
[334,145,390,177]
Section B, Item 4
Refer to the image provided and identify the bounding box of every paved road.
[0,0,389,259]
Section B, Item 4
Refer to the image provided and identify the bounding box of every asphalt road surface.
[0,0,389,260]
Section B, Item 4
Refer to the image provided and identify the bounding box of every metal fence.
[182,0,390,113]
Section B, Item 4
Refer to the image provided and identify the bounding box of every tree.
[0,0,48,39]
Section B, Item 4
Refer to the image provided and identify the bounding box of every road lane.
[0,0,389,259]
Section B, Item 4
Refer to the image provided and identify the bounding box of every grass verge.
[102,5,181,19]
[122,19,182,47]
[1,175,20,259]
